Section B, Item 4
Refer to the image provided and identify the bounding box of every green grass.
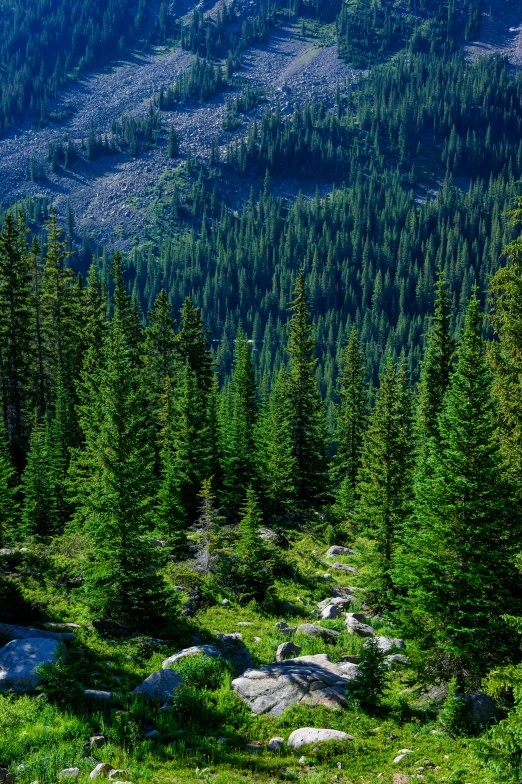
[0,535,504,784]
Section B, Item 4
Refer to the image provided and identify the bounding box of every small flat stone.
[162,645,220,669]
[144,730,159,739]
[296,624,340,640]
[84,689,111,699]
[331,563,359,574]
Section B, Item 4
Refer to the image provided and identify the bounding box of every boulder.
[267,737,285,751]
[133,669,182,701]
[331,563,359,574]
[320,604,342,620]
[215,633,253,674]
[296,624,340,641]
[322,573,333,580]
[84,689,111,699]
[317,597,353,610]
[336,661,361,680]
[326,546,355,557]
[345,613,374,637]
[372,636,405,653]
[59,770,80,780]
[275,622,296,635]
[276,642,301,661]
[0,638,60,692]
[231,653,356,716]
[287,727,354,749]
[108,772,127,782]
[89,735,106,749]
[386,654,409,666]
[162,645,221,669]
[89,764,114,780]
[0,623,73,642]
[463,693,501,725]
[150,539,168,548]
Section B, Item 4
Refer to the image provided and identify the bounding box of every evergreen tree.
[396,290,522,686]
[230,486,272,601]
[221,326,259,514]
[110,251,142,358]
[0,212,32,467]
[191,477,223,574]
[168,125,180,158]
[76,313,161,624]
[285,271,328,506]
[21,418,59,538]
[332,328,368,493]
[356,355,414,608]
[0,428,19,545]
[29,236,46,420]
[143,288,177,421]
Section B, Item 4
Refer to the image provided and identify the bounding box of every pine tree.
[332,328,368,493]
[221,326,259,514]
[168,125,180,158]
[396,290,522,686]
[191,477,223,574]
[230,486,272,601]
[76,313,162,624]
[0,428,19,545]
[356,355,414,608]
[21,418,59,538]
[29,236,46,420]
[143,288,177,421]
[110,251,142,359]
[285,271,328,506]
[176,297,213,394]
[488,209,522,493]
[0,212,32,467]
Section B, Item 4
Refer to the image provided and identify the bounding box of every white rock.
[267,737,284,751]
[134,669,182,701]
[89,764,113,779]
[298,756,306,764]
[287,728,354,749]
[59,769,80,780]
[162,645,220,669]
[322,574,333,579]
[0,638,60,692]
[108,772,127,781]
[326,546,355,557]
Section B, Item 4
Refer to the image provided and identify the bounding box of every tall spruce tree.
[143,288,177,415]
[396,289,522,686]
[21,418,60,538]
[356,355,414,608]
[488,207,522,493]
[221,326,259,514]
[0,212,32,467]
[77,313,162,624]
[332,328,368,494]
[285,271,328,506]
[0,428,19,545]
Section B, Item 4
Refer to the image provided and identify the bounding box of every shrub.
[173,655,230,690]
[350,637,389,706]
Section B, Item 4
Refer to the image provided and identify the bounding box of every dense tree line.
[0,0,148,134]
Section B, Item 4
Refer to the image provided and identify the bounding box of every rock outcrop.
[231,653,359,716]
[0,637,60,692]
[345,613,375,637]
[296,624,340,641]
[326,546,356,557]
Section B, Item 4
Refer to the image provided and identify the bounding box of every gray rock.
[215,633,253,674]
[231,653,356,716]
[162,645,221,669]
[150,539,168,548]
[337,662,361,680]
[257,528,277,541]
[267,737,285,751]
[372,636,405,653]
[298,756,306,764]
[0,623,74,642]
[386,654,409,665]
[287,727,354,749]
[326,546,355,557]
[221,599,229,606]
[84,689,111,699]
[296,624,340,641]
[275,621,297,636]
[59,770,80,780]
[89,735,106,749]
[108,772,127,782]
[317,596,353,610]
[0,638,60,692]
[345,613,374,637]
[331,563,359,574]
[89,764,113,779]
[463,693,501,725]
[144,730,159,739]
[134,669,182,701]
[320,604,342,620]
[322,573,333,579]
[276,642,302,661]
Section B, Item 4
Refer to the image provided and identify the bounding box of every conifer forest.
[3,0,522,783]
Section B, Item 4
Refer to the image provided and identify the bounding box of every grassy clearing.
[0,534,502,784]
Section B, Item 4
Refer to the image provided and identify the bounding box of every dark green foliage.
[0,429,19,545]
[439,679,470,737]
[159,59,227,107]
[396,291,522,686]
[0,0,146,133]
[227,486,273,602]
[168,126,180,158]
[173,655,230,690]
[350,637,389,707]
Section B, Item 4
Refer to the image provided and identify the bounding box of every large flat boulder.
[326,546,356,557]
[296,624,340,641]
[287,727,354,749]
[231,654,358,716]
[0,623,74,642]
[133,669,183,701]
[345,613,374,637]
[0,637,60,692]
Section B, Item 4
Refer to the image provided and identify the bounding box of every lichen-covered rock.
[331,563,359,574]
[287,727,354,749]
[296,624,340,641]
[231,654,356,716]
[320,604,342,620]
[0,638,60,692]
[162,645,221,669]
[326,546,356,557]
[276,641,302,661]
[372,636,405,653]
[133,669,182,701]
[317,596,353,610]
[345,613,374,637]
